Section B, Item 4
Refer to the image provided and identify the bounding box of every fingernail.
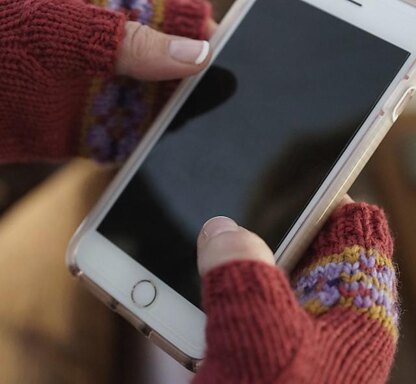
[202,216,239,240]
[169,39,210,65]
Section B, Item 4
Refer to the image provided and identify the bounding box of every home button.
[131,280,157,308]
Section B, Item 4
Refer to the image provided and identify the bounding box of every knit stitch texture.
[0,3,399,382]
[194,203,397,384]
[81,0,211,162]
[0,0,211,163]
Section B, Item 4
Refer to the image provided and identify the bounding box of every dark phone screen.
[99,0,409,308]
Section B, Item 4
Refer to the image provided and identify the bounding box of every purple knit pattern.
[85,0,153,162]
[108,0,153,24]
[86,79,146,162]
[293,249,398,326]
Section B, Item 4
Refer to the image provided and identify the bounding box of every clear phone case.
[67,0,416,371]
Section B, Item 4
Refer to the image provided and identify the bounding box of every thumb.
[115,21,211,81]
[195,217,311,380]
[197,216,275,276]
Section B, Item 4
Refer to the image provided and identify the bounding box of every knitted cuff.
[311,202,394,258]
[163,0,212,40]
[20,0,125,77]
[201,260,309,380]
[0,0,126,163]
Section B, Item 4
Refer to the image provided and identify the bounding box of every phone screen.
[98,0,409,308]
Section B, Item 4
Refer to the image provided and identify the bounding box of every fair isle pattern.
[80,0,159,162]
[293,246,398,339]
[79,78,104,157]
[137,0,167,134]
[107,0,153,24]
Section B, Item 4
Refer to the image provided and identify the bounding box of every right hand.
[194,199,397,383]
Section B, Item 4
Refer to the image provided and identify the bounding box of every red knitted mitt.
[0,0,211,163]
[194,203,397,384]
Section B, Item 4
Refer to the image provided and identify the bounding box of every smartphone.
[67,0,416,371]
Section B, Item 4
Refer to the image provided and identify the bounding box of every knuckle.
[209,230,267,258]
[128,23,154,62]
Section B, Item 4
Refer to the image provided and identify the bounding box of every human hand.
[0,0,213,162]
[115,20,211,81]
[194,198,397,383]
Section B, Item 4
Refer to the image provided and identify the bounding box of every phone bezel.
[67,0,416,369]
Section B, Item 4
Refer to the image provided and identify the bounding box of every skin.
[115,21,213,81]
[197,195,354,276]
[112,20,355,278]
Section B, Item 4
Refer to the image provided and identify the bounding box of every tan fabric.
[0,159,118,384]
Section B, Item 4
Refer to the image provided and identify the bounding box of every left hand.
[115,21,212,81]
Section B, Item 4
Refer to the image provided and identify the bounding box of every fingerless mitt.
[195,203,397,384]
[0,0,211,162]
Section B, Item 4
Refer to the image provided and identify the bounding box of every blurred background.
[1,0,416,382]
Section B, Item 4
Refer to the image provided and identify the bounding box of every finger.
[197,216,275,277]
[338,194,354,208]
[196,216,311,380]
[115,21,211,81]
[206,18,219,37]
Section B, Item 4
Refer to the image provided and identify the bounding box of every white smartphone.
[67,0,416,371]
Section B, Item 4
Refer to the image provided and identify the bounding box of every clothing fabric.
[0,0,210,162]
[0,1,398,383]
[195,203,397,384]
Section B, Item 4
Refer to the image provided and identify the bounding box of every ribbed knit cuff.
[202,261,309,380]
[311,202,394,258]
[163,0,212,40]
[20,0,125,76]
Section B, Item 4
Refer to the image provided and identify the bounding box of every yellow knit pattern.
[295,246,398,341]
[90,0,107,6]
[139,0,166,134]
[151,0,165,27]
[79,78,104,157]
[297,245,394,277]
[79,0,108,156]
[303,299,398,340]
[80,0,168,156]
